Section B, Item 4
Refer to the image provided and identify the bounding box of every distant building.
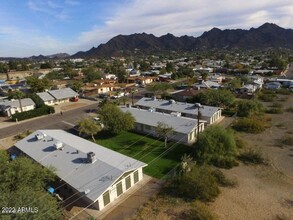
[14,130,147,211]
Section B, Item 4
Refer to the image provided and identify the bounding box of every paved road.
[0,103,98,139]
[286,63,293,78]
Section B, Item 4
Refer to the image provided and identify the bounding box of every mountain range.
[72,23,293,58]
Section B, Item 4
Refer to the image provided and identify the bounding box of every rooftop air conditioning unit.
[169,99,175,104]
[35,133,44,140]
[87,152,96,163]
[54,142,64,150]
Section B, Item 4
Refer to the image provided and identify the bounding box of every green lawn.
[95,131,193,179]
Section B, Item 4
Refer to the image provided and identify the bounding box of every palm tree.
[11,90,25,112]
[77,117,102,142]
[155,122,174,148]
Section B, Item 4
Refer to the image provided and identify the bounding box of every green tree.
[139,61,150,71]
[40,62,53,69]
[227,78,242,90]
[82,67,102,82]
[98,103,135,134]
[159,67,167,75]
[201,72,208,81]
[155,122,174,148]
[165,62,175,73]
[70,80,84,93]
[78,117,102,142]
[188,89,235,108]
[26,76,51,93]
[0,151,61,220]
[194,125,237,168]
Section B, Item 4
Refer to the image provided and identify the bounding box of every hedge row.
[11,105,55,121]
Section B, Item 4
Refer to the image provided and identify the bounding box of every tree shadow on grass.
[94,130,117,140]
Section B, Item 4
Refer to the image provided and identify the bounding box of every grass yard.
[95,131,193,179]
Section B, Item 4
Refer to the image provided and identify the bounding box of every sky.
[0,0,293,57]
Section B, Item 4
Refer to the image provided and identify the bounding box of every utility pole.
[195,103,203,138]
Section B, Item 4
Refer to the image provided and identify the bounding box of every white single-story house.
[121,107,205,144]
[37,88,79,105]
[0,98,35,117]
[135,97,222,125]
[14,130,147,211]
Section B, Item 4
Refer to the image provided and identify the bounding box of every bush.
[234,135,246,149]
[232,118,266,133]
[270,102,283,108]
[258,93,276,102]
[285,107,293,113]
[180,201,218,220]
[237,100,264,117]
[276,136,293,147]
[211,169,238,187]
[238,147,269,165]
[11,105,55,121]
[266,107,283,114]
[276,88,291,95]
[222,109,236,117]
[177,165,220,202]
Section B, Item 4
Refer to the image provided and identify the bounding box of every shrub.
[258,93,276,102]
[181,201,218,220]
[236,100,264,117]
[238,147,269,165]
[270,102,283,108]
[222,109,236,117]
[276,88,290,95]
[276,136,293,147]
[14,130,32,141]
[265,107,283,114]
[11,105,55,121]
[234,135,246,149]
[285,107,293,113]
[232,118,266,133]
[177,165,220,202]
[211,169,238,187]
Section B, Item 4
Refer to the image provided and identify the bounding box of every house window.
[134,171,139,183]
[144,125,151,130]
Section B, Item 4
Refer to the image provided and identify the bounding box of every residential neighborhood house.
[37,88,79,106]
[0,98,35,117]
[14,130,147,211]
[121,106,205,144]
[135,97,222,125]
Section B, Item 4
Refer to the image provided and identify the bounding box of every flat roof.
[14,130,147,202]
[120,107,205,134]
[135,97,220,117]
